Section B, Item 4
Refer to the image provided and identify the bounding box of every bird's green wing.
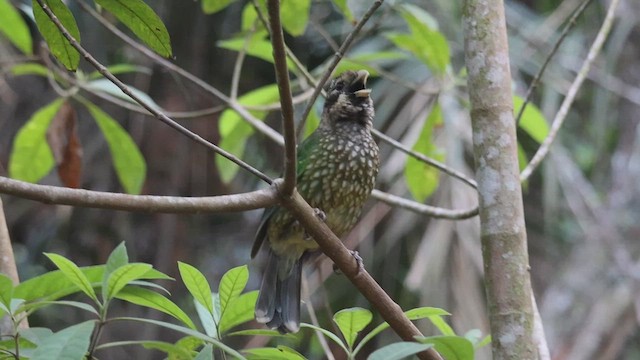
[251,132,320,258]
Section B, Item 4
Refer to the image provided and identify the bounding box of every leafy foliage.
[32,0,80,70]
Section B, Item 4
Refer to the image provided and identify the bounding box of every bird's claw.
[333,250,364,274]
[302,208,327,241]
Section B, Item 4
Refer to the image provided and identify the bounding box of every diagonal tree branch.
[520,0,621,181]
[35,0,272,184]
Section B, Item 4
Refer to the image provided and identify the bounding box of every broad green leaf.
[404,104,444,202]
[0,0,32,54]
[14,265,104,301]
[141,268,173,281]
[30,321,95,360]
[9,98,63,183]
[18,327,53,347]
[368,342,433,360]
[428,315,455,336]
[219,265,248,316]
[95,0,172,57]
[0,273,13,308]
[244,346,306,360]
[84,78,163,111]
[418,336,474,360]
[88,64,151,80]
[105,263,153,300]
[218,35,294,70]
[103,242,129,289]
[128,280,171,295]
[9,63,49,77]
[216,84,280,183]
[44,253,98,303]
[174,336,206,356]
[386,5,449,75]
[241,2,264,32]
[333,59,379,77]
[94,340,194,358]
[178,262,213,313]
[333,307,372,349]
[218,291,258,334]
[280,0,310,36]
[353,307,449,356]
[115,286,196,329]
[195,296,218,338]
[331,0,354,22]
[114,317,243,358]
[303,106,320,139]
[19,300,100,316]
[82,100,146,194]
[514,95,549,143]
[194,344,214,360]
[32,0,80,70]
[202,0,234,14]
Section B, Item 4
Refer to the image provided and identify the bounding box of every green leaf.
[304,105,320,139]
[0,273,13,308]
[19,327,53,347]
[195,296,218,338]
[514,95,549,143]
[95,0,172,57]
[84,78,163,111]
[178,262,213,313]
[218,291,258,334]
[19,300,100,316]
[428,315,455,336]
[14,265,104,301]
[418,336,474,360]
[280,0,310,36]
[477,335,491,348]
[114,286,196,329]
[333,307,372,349]
[88,64,151,80]
[244,346,307,360]
[386,5,449,75]
[44,253,99,303]
[218,35,295,70]
[30,321,95,360]
[9,63,49,77]
[202,0,234,14]
[517,143,528,172]
[105,263,153,300]
[219,265,248,317]
[299,323,348,354]
[9,98,63,183]
[331,0,354,22]
[82,100,146,194]
[368,342,433,360]
[194,344,214,360]
[103,242,129,287]
[32,0,80,71]
[0,0,33,54]
[216,84,280,183]
[227,329,291,337]
[141,268,173,281]
[404,104,444,202]
[95,340,194,358]
[353,307,449,356]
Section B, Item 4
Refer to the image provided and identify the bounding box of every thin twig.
[371,190,479,219]
[515,0,593,125]
[373,129,478,189]
[267,0,297,196]
[35,0,272,184]
[74,0,284,145]
[520,0,621,181]
[0,176,278,213]
[230,24,254,101]
[296,0,384,139]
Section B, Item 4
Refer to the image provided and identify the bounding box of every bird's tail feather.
[255,250,302,333]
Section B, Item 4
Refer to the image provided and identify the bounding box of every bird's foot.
[333,250,364,274]
[302,208,327,241]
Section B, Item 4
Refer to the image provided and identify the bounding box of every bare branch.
[280,190,442,360]
[267,0,297,196]
[0,176,278,213]
[515,0,593,125]
[520,0,621,181]
[296,0,384,139]
[35,0,272,184]
[371,190,478,220]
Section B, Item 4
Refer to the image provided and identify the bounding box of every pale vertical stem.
[462,0,536,358]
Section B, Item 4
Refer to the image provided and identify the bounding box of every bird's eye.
[334,81,344,91]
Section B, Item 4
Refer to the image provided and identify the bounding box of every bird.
[251,69,380,333]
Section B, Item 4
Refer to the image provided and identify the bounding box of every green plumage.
[253,70,379,333]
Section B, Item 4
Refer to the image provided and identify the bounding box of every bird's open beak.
[352,70,372,98]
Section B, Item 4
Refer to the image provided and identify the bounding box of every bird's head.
[321,70,374,129]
